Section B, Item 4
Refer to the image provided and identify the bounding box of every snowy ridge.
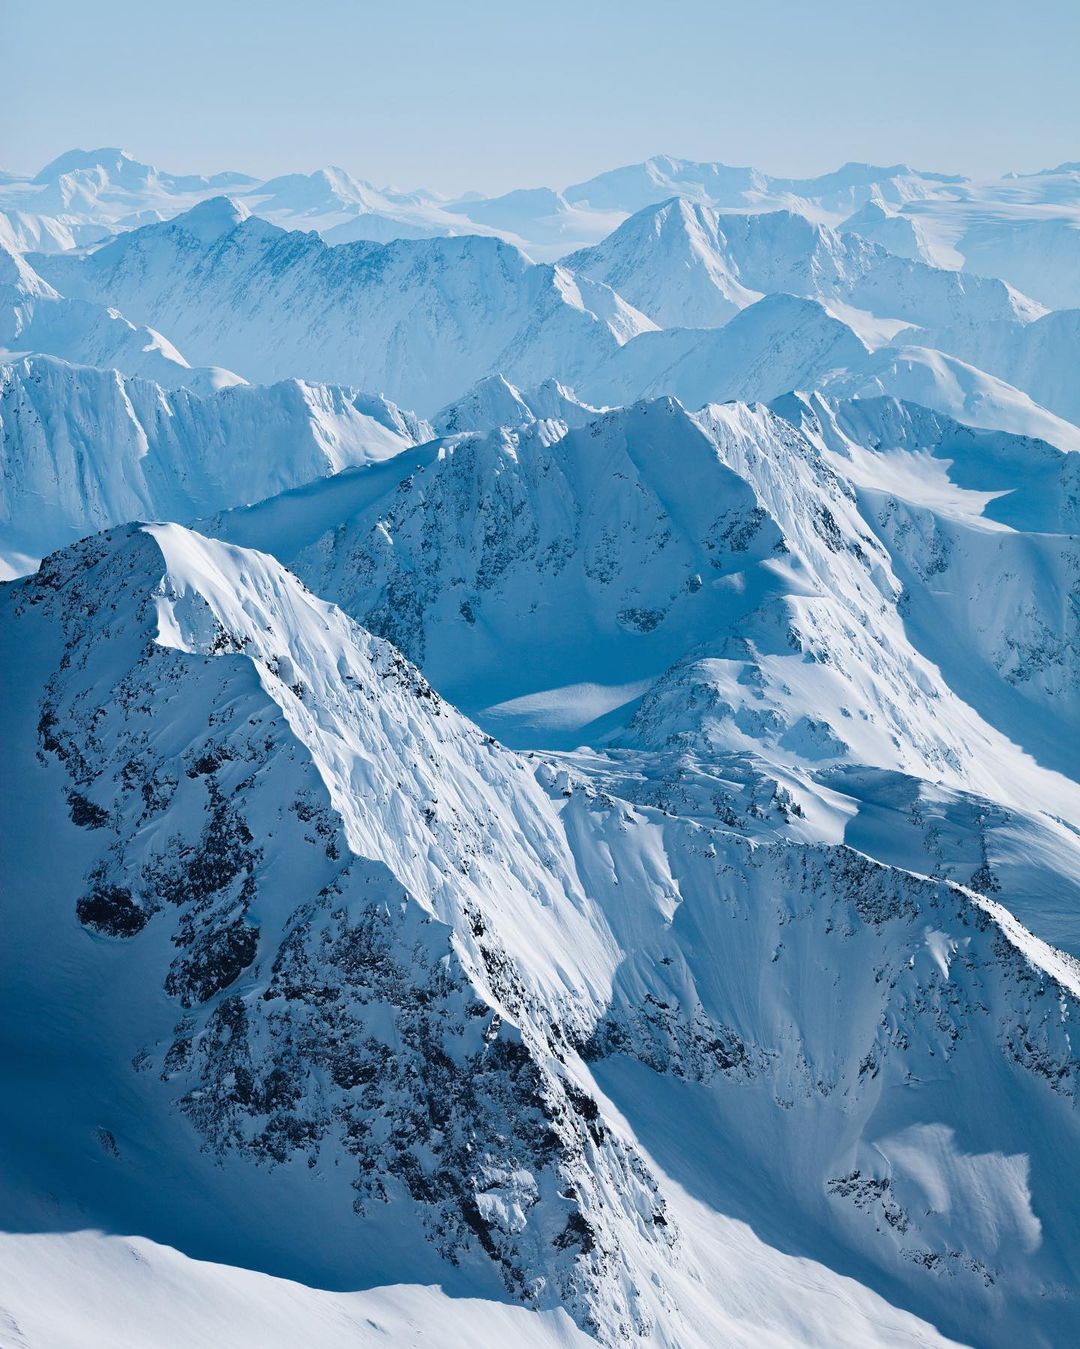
[0,355,430,572]
[580,294,1080,451]
[30,202,655,413]
[564,200,1042,332]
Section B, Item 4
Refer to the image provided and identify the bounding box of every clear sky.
[4,0,1078,193]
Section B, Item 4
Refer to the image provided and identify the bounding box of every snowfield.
[1,144,1078,1349]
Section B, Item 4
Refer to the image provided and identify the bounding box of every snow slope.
[912,307,1080,427]
[0,355,429,572]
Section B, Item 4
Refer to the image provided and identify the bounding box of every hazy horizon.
[5,0,1078,194]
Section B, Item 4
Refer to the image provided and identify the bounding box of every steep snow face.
[0,242,243,393]
[4,524,1079,1349]
[565,201,1042,332]
[30,202,655,413]
[0,356,430,572]
[774,392,1080,778]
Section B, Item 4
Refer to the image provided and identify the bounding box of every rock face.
[5,524,678,1340]
[3,520,1079,1347]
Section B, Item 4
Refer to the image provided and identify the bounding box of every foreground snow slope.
[3,522,1078,1347]
[0,354,430,573]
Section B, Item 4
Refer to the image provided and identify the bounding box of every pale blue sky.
[4,0,1078,192]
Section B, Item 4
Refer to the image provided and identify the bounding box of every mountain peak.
[170,194,251,242]
[32,147,146,184]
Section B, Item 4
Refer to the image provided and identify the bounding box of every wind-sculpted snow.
[0,355,431,574]
[3,523,1079,1346]
[30,201,654,414]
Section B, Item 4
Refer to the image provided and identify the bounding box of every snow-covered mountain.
[561,156,1080,316]
[208,394,1079,795]
[433,373,604,435]
[6,146,1080,296]
[574,294,1080,450]
[0,150,624,262]
[0,354,429,573]
[839,201,944,266]
[563,157,966,219]
[563,200,1042,333]
[3,139,1080,1349]
[30,199,654,413]
[4,521,1079,1349]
